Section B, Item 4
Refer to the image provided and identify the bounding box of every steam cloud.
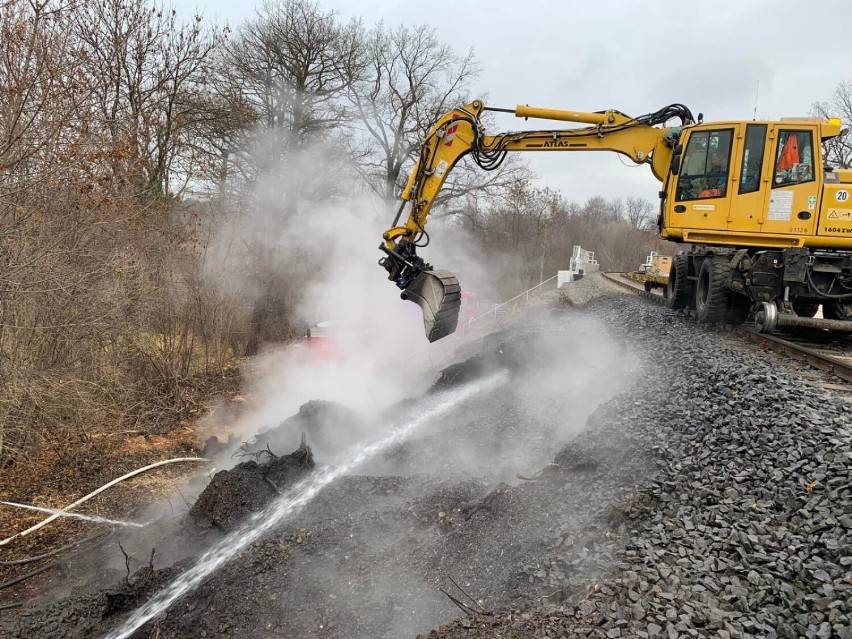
[200,175,490,461]
[90,133,641,639]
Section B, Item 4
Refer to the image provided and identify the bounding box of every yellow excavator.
[379,99,852,342]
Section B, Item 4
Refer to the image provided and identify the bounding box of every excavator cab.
[661,120,833,241]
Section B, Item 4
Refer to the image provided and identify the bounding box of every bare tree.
[349,23,528,210]
[181,58,259,202]
[74,0,223,199]
[0,0,89,182]
[812,81,852,169]
[348,23,474,204]
[459,180,562,296]
[625,195,655,230]
[227,0,366,184]
[217,1,372,353]
[580,196,623,224]
[0,0,248,465]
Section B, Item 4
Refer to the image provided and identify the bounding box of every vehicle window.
[739,124,767,194]
[676,129,734,201]
[773,130,815,187]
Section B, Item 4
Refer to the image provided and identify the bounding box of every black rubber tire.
[695,257,732,323]
[725,295,752,325]
[666,254,692,310]
[793,302,820,318]
[644,281,652,293]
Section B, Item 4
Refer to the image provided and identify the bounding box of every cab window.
[773,130,814,187]
[676,129,734,201]
[739,124,767,194]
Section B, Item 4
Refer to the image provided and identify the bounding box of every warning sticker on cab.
[827,208,852,221]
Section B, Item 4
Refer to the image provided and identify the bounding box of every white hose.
[0,501,147,528]
[0,457,210,547]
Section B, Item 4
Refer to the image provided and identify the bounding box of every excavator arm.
[379,99,695,341]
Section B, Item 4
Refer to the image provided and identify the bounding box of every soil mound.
[190,444,314,530]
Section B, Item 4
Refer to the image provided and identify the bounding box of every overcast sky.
[176,0,852,204]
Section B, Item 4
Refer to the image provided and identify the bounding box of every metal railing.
[462,274,558,333]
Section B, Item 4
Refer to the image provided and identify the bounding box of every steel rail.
[601,272,852,385]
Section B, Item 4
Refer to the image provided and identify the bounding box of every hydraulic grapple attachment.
[379,242,461,342]
[401,270,461,342]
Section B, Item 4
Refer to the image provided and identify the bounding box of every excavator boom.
[379,99,692,341]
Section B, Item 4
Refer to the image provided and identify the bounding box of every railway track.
[602,272,852,386]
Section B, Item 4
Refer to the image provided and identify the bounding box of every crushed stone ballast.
[602,271,852,386]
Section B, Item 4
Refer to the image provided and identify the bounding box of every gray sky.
[179,0,852,204]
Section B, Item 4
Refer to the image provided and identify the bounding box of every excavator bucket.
[400,270,461,342]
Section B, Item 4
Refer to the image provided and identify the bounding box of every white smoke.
[198,146,499,460]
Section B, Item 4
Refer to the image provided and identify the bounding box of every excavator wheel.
[666,254,692,310]
[695,257,732,323]
[401,270,461,342]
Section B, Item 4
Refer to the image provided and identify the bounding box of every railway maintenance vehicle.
[378,99,852,341]
[627,252,672,293]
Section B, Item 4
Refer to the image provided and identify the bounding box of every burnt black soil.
[189,444,315,531]
[4,307,642,638]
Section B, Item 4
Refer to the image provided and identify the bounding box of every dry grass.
[0,365,242,578]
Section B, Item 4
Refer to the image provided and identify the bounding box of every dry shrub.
[0,184,249,465]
